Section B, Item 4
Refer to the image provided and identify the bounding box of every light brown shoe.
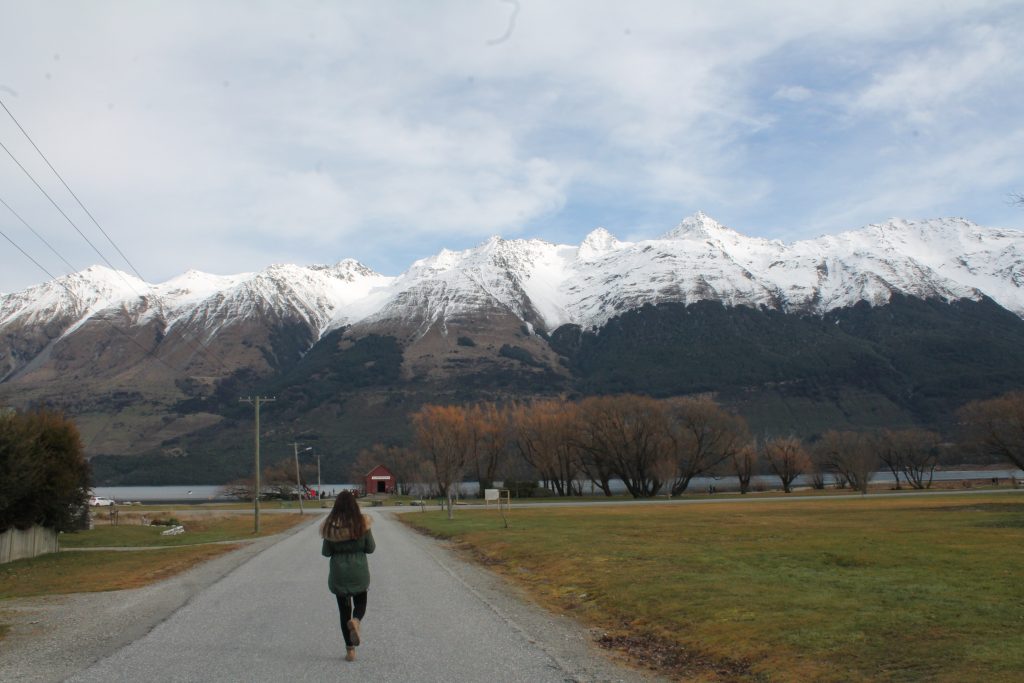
[347,618,362,646]
[345,647,356,662]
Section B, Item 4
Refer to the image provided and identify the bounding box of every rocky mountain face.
[1,214,1021,484]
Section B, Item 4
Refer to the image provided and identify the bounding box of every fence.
[0,525,59,564]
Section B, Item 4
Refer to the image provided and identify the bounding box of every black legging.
[336,592,368,647]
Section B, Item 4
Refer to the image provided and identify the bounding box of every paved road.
[67,510,651,683]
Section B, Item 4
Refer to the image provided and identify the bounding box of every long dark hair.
[320,491,366,539]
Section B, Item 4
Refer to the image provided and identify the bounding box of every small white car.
[89,496,116,507]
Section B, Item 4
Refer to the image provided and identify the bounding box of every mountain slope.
[0,213,1021,481]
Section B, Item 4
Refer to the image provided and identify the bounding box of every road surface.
[66,509,652,683]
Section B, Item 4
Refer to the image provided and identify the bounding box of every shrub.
[0,409,91,532]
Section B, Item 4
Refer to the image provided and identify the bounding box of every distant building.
[364,464,396,495]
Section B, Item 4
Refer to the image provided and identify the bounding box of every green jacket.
[321,515,375,596]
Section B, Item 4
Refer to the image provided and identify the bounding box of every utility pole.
[289,442,311,514]
[240,396,275,533]
[317,452,323,508]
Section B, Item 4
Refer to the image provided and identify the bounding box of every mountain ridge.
[2,212,1022,481]
[2,214,1021,344]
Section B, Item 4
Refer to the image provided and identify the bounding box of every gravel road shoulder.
[0,517,319,683]
[383,507,666,683]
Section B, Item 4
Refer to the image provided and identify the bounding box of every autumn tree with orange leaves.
[509,399,583,496]
[412,404,472,519]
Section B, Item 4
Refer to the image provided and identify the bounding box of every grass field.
[1,506,312,640]
[0,544,239,600]
[403,492,1024,682]
[60,509,309,548]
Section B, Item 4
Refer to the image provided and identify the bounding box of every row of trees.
[347,396,948,517]
[348,390,1023,516]
[0,408,91,533]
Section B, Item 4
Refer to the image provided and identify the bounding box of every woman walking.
[320,491,376,662]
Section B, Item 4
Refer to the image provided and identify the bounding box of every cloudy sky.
[1,1,1022,292]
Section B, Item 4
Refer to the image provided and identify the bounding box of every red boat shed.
[364,465,396,495]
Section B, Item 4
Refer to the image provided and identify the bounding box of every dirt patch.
[597,628,764,682]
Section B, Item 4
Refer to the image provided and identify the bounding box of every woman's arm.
[363,529,376,554]
[321,539,332,557]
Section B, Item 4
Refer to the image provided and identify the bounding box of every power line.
[0,205,235,379]
[0,218,233,453]
[0,224,61,284]
[0,193,77,274]
[0,137,131,283]
[0,223,182,377]
[0,102,235,377]
[0,101,257,458]
[0,98,147,282]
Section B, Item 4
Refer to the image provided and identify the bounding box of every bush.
[0,409,91,532]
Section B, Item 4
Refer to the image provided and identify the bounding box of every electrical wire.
[0,224,61,283]
[0,138,132,284]
[0,223,183,378]
[0,106,235,376]
[0,99,263,452]
[0,217,241,453]
[0,98,146,282]
[0,193,78,274]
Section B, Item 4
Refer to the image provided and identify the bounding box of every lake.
[93,468,1022,502]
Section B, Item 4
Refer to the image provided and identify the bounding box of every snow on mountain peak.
[330,258,379,279]
[578,227,620,260]
[661,211,732,240]
[2,215,1021,345]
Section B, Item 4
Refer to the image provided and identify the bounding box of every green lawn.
[404,493,1024,682]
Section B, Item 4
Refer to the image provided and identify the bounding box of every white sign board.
[484,488,499,501]
[371,475,391,481]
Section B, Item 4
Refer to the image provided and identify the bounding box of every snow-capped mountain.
[1,214,1021,354]
[3,212,1023,466]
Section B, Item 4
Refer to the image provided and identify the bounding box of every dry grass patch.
[0,544,238,600]
[405,493,1024,682]
[61,510,308,548]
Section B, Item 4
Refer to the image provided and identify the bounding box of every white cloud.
[0,1,1022,291]
[849,24,1019,128]
[774,85,813,102]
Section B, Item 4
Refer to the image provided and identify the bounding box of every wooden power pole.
[240,396,275,533]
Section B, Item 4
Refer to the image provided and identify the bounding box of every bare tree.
[576,395,669,498]
[959,392,1024,470]
[465,402,509,494]
[894,429,941,489]
[509,400,582,496]
[412,404,472,519]
[876,430,904,489]
[762,436,811,493]
[571,400,615,496]
[729,442,759,494]
[815,430,878,494]
[663,397,749,496]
